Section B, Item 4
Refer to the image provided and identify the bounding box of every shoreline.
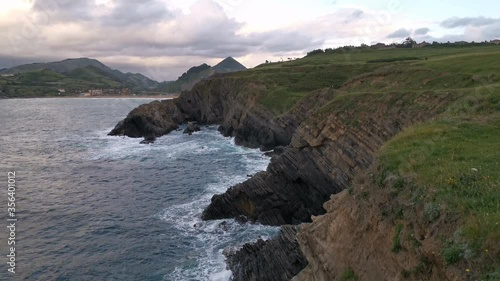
[1,95,179,100]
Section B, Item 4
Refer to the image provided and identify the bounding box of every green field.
[229,45,499,115]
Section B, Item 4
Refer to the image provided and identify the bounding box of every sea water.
[0,98,277,281]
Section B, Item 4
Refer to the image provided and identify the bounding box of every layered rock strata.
[202,92,456,225]
[225,225,308,281]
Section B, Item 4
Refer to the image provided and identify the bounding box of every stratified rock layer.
[225,225,307,281]
[109,77,336,148]
[202,92,456,225]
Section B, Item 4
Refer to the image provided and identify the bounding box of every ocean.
[0,98,277,281]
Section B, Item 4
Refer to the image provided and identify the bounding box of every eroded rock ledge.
[109,77,334,149]
[225,225,307,281]
[202,92,456,226]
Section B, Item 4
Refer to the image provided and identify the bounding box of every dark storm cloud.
[415,27,430,35]
[32,0,172,26]
[386,28,411,38]
[441,17,498,28]
[343,9,364,24]
[32,0,95,22]
[101,0,173,26]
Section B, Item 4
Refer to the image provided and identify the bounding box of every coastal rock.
[225,225,307,281]
[108,99,184,138]
[110,77,335,150]
[139,135,156,144]
[264,145,287,157]
[183,122,201,135]
[202,91,456,225]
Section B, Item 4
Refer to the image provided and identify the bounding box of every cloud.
[346,9,364,22]
[0,0,321,80]
[2,1,498,81]
[441,17,498,28]
[386,28,411,38]
[32,0,172,26]
[415,27,430,35]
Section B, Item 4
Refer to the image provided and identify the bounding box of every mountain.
[0,56,246,97]
[0,58,112,75]
[124,72,160,90]
[213,57,247,73]
[0,58,159,93]
[158,57,246,93]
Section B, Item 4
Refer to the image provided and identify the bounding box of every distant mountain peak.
[213,57,246,73]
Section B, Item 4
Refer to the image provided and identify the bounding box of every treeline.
[307,38,499,56]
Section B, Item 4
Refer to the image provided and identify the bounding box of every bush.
[423,203,441,223]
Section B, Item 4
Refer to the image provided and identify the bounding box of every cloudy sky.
[0,0,499,81]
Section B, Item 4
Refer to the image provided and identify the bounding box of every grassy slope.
[233,45,499,115]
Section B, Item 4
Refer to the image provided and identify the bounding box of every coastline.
[1,95,179,100]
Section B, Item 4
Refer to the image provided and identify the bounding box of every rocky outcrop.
[202,91,457,225]
[108,99,184,138]
[225,225,307,281]
[293,166,464,281]
[110,77,335,149]
[183,122,201,135]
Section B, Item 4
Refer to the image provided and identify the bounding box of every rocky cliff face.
[294,165,464,281]
[110,77,461,281]
[225,225,308,281]
[202,91,456,225]
[109,77,335,150]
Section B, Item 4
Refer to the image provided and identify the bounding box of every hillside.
[109,45,499,280]
[0,58,160,97]
[158,57,246,93]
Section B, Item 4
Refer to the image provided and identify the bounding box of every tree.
[403,37,416,48]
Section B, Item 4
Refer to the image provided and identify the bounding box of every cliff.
[202,91,456,225]
[109,45,500,280]
[109,77,335,150]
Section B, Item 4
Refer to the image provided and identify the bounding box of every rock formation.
[183,122,201,135]
[225,225,307,281]
[108,99,184,139]
[202,91,456,225]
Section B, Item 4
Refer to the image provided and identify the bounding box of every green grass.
[367,56,421,63]
[378,114,500,275]
[240,45,500,114]
[418,52,500,76]
[392,224,404,253]
[341,267,359,281]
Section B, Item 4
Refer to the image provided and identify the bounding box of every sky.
[0,0,499,81]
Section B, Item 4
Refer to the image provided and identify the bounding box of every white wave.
[156,134,275,281]
[86,125,275,280]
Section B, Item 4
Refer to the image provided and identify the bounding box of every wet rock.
[264,145,287,157]
[235,215,248,224]
[225,225,307,281]
[218,221,230,232]
[183,122,201,135]
[140,135,156,144]
[108,99,184,138]
[202,92,457,226]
